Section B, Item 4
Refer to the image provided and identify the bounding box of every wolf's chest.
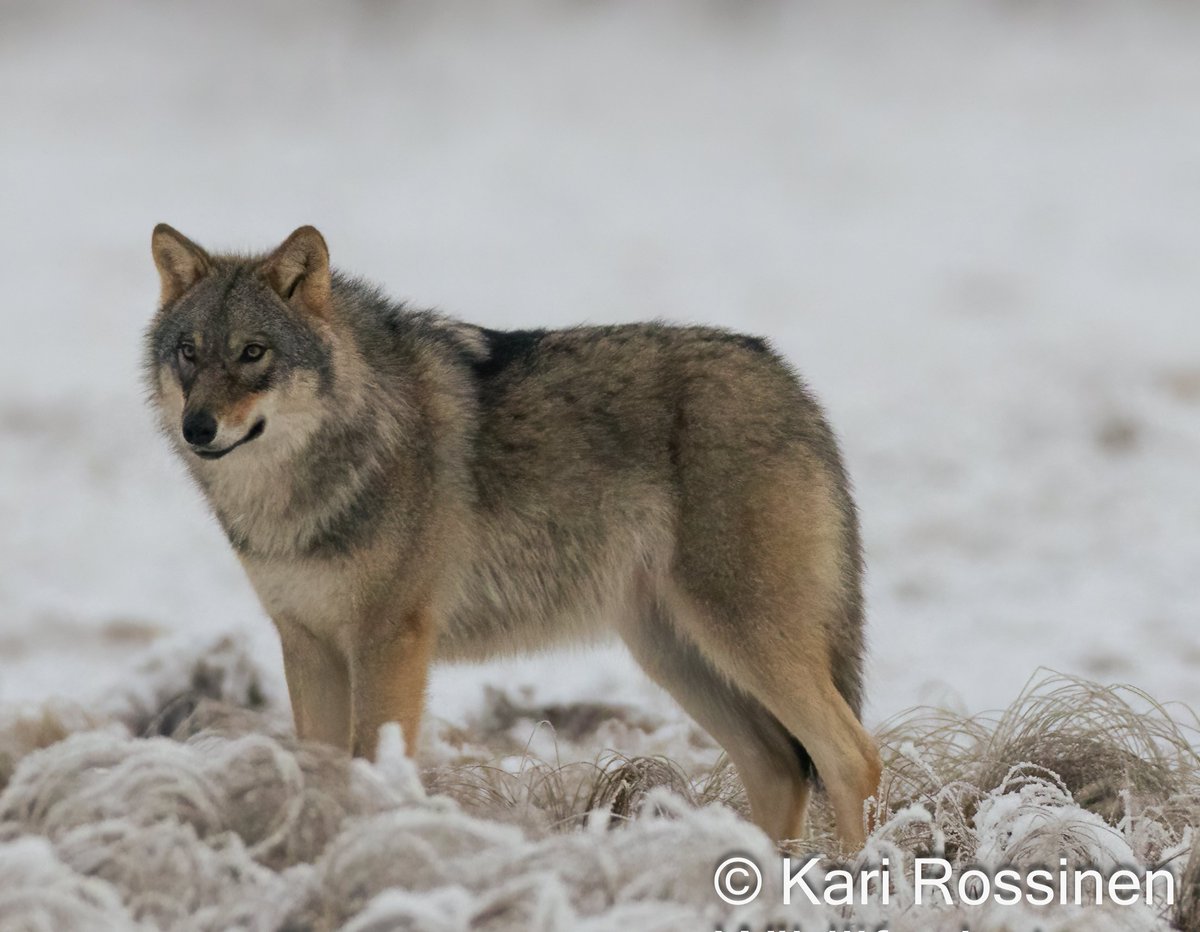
[241,555,358,642]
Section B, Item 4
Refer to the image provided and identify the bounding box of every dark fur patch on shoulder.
[734,334,769,354]
[694,330,770,355]
[471,327,547,381]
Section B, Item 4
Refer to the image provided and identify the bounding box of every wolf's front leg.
[349,609,435,760]
[277,621,350,750]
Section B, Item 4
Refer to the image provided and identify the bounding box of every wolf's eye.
[179,343,196,362]
[240,343,267,362]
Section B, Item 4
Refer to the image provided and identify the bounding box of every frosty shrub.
[0,636,1197,931]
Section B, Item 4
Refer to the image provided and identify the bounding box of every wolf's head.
[144,225,338,465]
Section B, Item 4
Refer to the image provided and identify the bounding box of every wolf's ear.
[151,224,211,305]
[260,225,331,317]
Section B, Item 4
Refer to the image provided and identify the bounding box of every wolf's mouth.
[194,419,266,460]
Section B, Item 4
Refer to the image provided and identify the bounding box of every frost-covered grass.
[2,635,1197,931]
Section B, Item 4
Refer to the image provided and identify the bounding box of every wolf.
[145,224,882,848]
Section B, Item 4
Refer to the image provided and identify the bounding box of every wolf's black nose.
[182,411,218,447]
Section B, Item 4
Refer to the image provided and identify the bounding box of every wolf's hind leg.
[670,463,881,850]
[669,591,881,851]
[751,668,881,852]
[617,594,813,843]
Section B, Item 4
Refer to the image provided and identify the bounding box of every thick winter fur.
[144,224,882,848]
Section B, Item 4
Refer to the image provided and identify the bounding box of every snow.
[0,637,1190,929]
[2,0,1199,928]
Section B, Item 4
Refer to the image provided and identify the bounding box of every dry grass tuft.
[0,704,100,794]
[433,670,1200,870]
[425,758,600,834]
[4,654,1200,929]
[425,752,746,837]
[873,671,1200,865]
[878,672,1200,806]
[1177,832,1200,932]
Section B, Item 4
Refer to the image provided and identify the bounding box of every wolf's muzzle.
[182,410,218,447]
[192,418,266,460]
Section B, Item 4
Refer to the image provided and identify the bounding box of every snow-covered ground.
[2,635,1195,930]
[2,1,1199,928]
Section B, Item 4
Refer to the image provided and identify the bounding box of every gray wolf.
[145,224,882,848]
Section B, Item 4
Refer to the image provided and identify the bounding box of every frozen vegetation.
[1,636,1198,929]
